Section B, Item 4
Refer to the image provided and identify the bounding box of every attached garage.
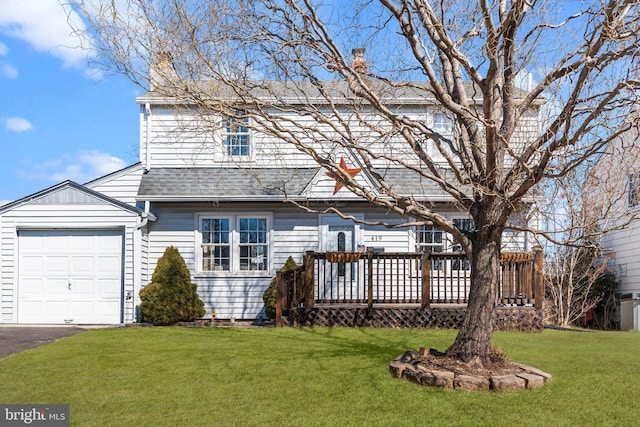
[18,229,124,324]
[0,181,145,325]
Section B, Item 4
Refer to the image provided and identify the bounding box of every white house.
[590,117,640,330]
[0,68,541,324]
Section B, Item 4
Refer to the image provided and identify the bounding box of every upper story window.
[223,112,250,156]
[199,214,270,274]
[433,112,452,134]
[629,173,640,209]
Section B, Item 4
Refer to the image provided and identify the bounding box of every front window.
[201,218,230,271]
[239,218,268,271]
[416,226,444,253]
[417,225,445,270]
[200,215,269,274]
[223,113,250,156]
[452,218,473,270]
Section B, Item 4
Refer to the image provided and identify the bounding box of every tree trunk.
[445,230,502,368]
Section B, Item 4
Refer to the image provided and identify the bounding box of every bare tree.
[544,238,613,328]
[541,114,639,329]
[71,0,639,368]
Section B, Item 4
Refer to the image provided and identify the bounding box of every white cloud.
[77,150,128,177]
[0,41,7,56]
[5,117,33,133]
[0,0,93,69]
[1,63,17,78]
[24,150,127,184]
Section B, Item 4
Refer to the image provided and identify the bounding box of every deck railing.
[276,247,543,326]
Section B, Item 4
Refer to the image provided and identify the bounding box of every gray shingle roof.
[379,168,456,200]
[137,166,461,202]
[138,80,535,106]
[137,167,319,200]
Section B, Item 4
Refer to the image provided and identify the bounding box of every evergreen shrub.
[263,256,298,320]
[139,246,205,325]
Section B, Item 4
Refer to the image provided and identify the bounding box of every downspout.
[134,200,156,322]
[137,200,156,230]
[144,103,151,171]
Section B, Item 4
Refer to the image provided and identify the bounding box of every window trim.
[196,213,272,276]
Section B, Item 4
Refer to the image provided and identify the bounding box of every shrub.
[263,256,298,320]
[139,246,205,325]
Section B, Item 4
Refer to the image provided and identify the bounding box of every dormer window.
[223,112,250,156]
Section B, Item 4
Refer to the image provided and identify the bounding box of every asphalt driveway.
[0,327,86,359]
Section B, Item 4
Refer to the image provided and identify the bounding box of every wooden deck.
[276,249,544,330]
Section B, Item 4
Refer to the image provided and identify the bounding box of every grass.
[1,326,639,426]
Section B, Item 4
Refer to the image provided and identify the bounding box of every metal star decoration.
[325,157,362,194]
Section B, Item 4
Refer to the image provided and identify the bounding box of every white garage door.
[18,230,123,324]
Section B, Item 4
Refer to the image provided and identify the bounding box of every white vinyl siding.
[85,164,144,207]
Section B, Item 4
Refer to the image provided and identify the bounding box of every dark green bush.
[139,246,205,325]
[263,256,298,320]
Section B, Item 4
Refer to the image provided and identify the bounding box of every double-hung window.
[201,218,231,271]
[416,225,445,270]
[223,112,250,157]
[416,219,472,270]
[629,173,640,209]
[238,218,268,271]
[452,218,473,270]
[416,226,444,253]
[433,112,452,134]
[199,215,269,274]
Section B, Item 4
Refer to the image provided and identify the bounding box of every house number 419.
[369,235,382,242]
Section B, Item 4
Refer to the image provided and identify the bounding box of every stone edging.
[389,349,552,391]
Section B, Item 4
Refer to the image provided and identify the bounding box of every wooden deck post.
[532,245,544,309]
[367,249,374,310]
[275,271,284,327]
[303,251,315,308]
[421,252,431,308]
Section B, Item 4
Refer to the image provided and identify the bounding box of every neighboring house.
[0,62,541,324]
[589,116,640,330]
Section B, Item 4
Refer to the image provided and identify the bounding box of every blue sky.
[0,0,143,205]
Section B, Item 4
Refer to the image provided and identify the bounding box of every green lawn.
[0,326,638,426]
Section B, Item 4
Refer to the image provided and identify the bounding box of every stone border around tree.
[389,349,552,391]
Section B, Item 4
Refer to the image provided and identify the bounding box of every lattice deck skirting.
[282,305,543,331]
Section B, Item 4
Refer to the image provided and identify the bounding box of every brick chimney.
[149,51,177,90]
[351,48,367,74]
